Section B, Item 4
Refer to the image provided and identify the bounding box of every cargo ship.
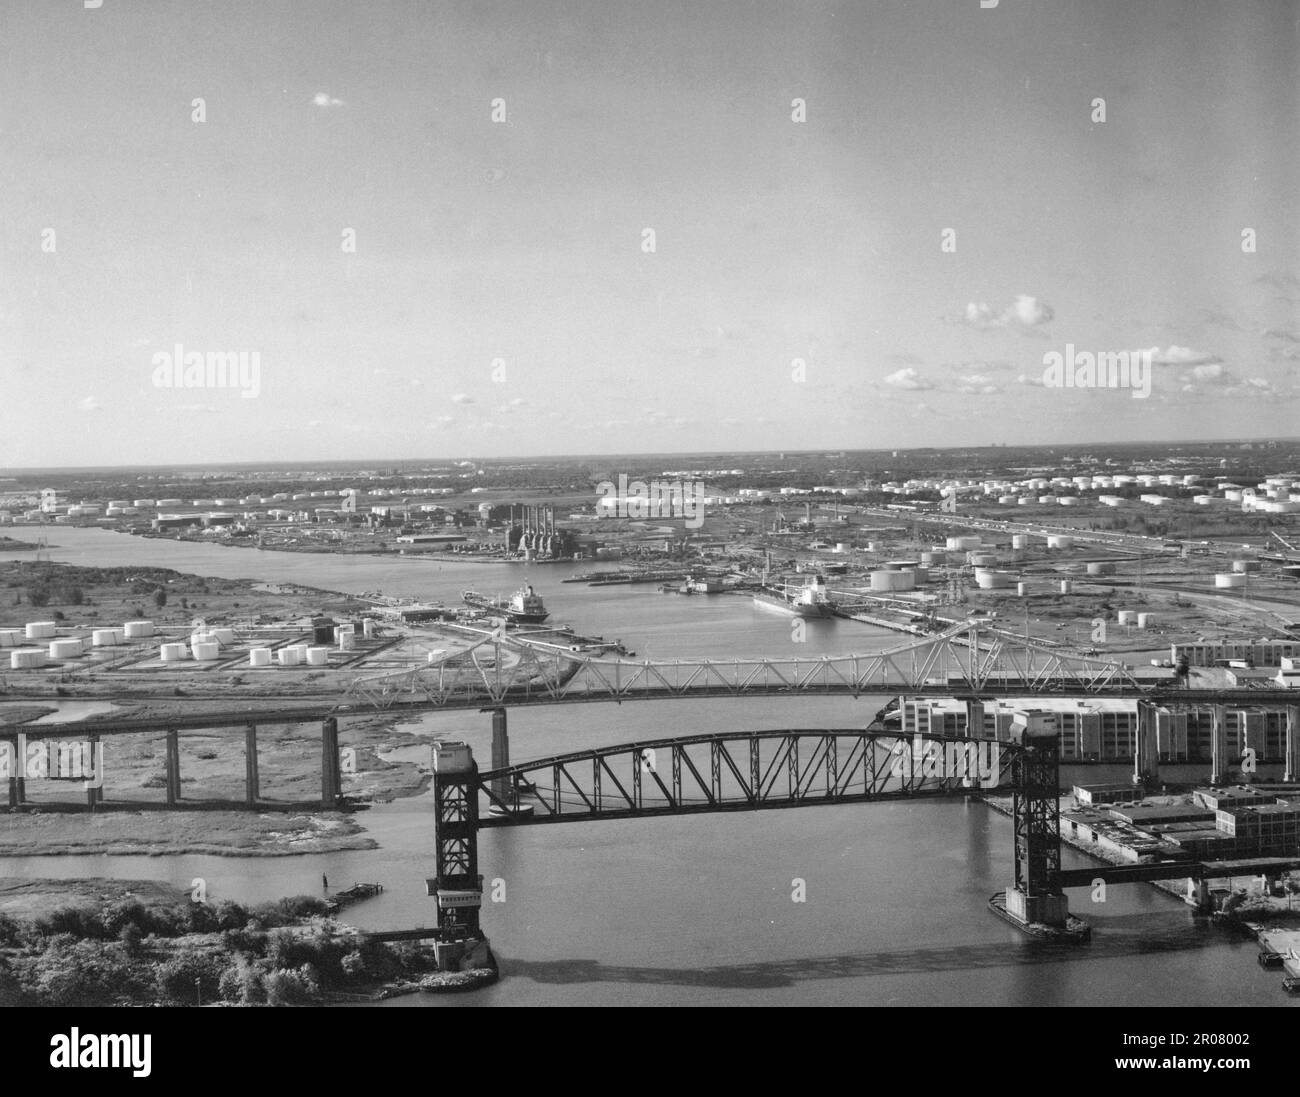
[752,575,835,618]
[462,585,550,624]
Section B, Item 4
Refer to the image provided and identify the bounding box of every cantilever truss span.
[473,729,1021,827]
[344,620,1149,709]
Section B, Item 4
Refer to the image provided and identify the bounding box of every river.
[0,527,1294,1006]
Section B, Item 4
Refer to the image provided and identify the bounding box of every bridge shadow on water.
[502,911,1231,990]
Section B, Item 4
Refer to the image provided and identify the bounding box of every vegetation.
[0,895,440,1007]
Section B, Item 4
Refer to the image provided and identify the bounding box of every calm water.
[0,527,1294,1006]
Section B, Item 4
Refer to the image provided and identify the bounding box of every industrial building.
[902,696,1297,763]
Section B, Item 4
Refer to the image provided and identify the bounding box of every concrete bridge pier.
[1285,706,1298,784]
[85,735,103,810]
[489,707,509,801]
[1133,701,1159,788]
[321,716,342,808]
[245,723,260,805]
[164,729,181,804]
[1186,877,1211,912]
[5,736,21,811]
[1210,704,1228,785]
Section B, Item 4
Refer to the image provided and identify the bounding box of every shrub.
[154,953,224,1006]
[217,955,265,1004]
[36,906,108,940]
[263,964,319,1006]
[28,939,142,1006]
[26,586,50,607]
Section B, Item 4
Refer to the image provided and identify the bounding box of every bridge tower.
[1008,725,1069,927]
[426,741,489,970]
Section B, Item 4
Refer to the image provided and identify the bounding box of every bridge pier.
[1186,877,1211,912]
[489,707,509,802]
[1210,704,1228,785]
[1133,701,1159,788]
[1286,706,1298,784]
[164,729,181,805]
[245,723,260,805]
[5,736,21,811]
[85,735,103,810]
[321,717,341,809]
[426,741,492,974]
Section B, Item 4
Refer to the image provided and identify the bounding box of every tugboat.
[462,584,550,624]
[752,575,835,618]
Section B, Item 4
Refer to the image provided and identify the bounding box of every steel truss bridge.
[345,619,1151,710]
[471,729,1016,826]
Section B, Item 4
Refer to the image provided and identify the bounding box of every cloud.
[77,396,101,412]
[1016,373,1046,387]
[887,351,924,366]
[1148,345,1221,366]
[312,92,345,108]
[1174,363,1281,399]
[955,374,1002,395]
[955,294,1054,331]
[882,367,933,391]
[450,393,474,405]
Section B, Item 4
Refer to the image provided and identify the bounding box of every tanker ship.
[462,584,550,624]
[752,575,835,618]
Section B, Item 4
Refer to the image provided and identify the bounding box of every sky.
[1,0,1297,466]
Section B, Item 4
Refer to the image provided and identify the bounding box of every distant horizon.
[5,433,1300,478]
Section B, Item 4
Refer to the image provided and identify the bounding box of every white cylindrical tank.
[920,551,945,566]
[306,647,329,666]
[277,647,303,667]
[834,543,849,554]
[947,536,981,551]
[192,641,220,662]
[160,642,188,662]
[1017,582,1027,596]
[1231,560,1260,573]
[1117,610,1138,626]
[91,628,123,647]
[338,632,356,651]
[969,552,998,566]
[1046,535,1073,549]
[1137,613,1154,629]
[1215,573,1246,588]
[25,621,57,640]
[249,648,273,667]
[10,648,45,669]
[1060,580,1073,594]
[362,618,376,639]
[975,570,1014,590]
[870,569,916,592]
[123,620,155,639]
[1087,562,1116,576]
[1011,534,1029,550]
[49,638,83,658]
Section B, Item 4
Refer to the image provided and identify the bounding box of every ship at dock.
[752,575,835,618]
[462,584,550,624]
